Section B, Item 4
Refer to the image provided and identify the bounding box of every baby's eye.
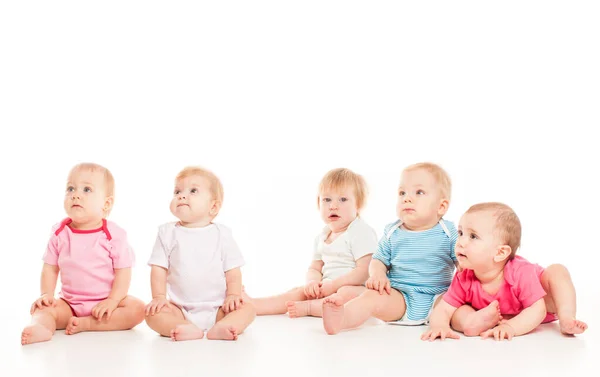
[416,190,425,195]
[322,198,331,202]
[190,188,198,194]
[458,230,463,236]
[470,233,478,240]
[66,186,75,192]
[398,191,405,196]
[340,197,348,202]
[174,190,181,195]
[84,187,92,193]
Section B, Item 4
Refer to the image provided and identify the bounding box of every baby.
[322,162,459,334]
[251,168,378,318]
[21,163,145,345]
[421,202,587,341]
[145,166,255,341]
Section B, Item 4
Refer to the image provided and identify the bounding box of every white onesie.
[312,217,378,280]
[148,222,245,331]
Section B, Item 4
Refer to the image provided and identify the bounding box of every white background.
[1,1,598,376]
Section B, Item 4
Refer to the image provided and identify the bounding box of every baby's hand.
[30,293,56,314]
[304,280,321,299]
[421,326,460,341]
[480,323,515,341]
[145,296,171,316]
[318,280,337,298]
[366,274,391,295]
[91,298,119,321]
[223,294,243,314]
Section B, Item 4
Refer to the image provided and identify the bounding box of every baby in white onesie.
[144,166,255,341]
[251,168,378,318]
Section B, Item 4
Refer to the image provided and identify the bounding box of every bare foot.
[206,324,238,341]
[322,294,345,335]
[463,301,502,336]
[286,301,310,318]
[559,318,588,335]
[21,324,53,345]
[65,316,91,335]
[170,324,204,341]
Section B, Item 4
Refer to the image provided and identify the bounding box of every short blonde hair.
[176,166,224,205]
[317,168,368,212]
[466,202,522,259]
[403,162,452,201]
[67,163,115,216]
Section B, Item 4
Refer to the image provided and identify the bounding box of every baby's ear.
[493,245,512,263]
[210,200,222,217]
[104,196,114,212]
[437,198,449,216]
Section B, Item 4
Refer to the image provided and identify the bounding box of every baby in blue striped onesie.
[323,162,459,334]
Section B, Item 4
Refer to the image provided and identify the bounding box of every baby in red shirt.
[421,202,587,341]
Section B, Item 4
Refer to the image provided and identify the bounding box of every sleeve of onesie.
[348,220,378,261]
[220,226,245,272]
[147,226,169,269]
[312,235,322,261]
[108,225,135,269]
[372,223,393,267]
[515,264,547,308]
[42,233,60,266]
[443,271,469,308]
[447,221,459,262]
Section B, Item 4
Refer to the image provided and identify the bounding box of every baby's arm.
[146,266,169,316]
[481,298,546,340]
[223,267,243,313]
[320,255,371,297]
[365,259,391,294]
[91,268,132,320]
[30,264,60,314]
[421,300,460,341]
[304,260,324,299]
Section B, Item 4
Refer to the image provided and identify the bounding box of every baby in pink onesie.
[21,163,145,345]
[421,202,587,342]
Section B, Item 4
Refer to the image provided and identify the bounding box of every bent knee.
[544,264,571,279]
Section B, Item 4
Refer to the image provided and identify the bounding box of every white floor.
[4,312,597,377]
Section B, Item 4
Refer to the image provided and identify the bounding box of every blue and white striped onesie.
[372,219,458,323]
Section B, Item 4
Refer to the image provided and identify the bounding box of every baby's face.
[319,186,358,233]
[396,169,446,231]
[64,169,111,227]
[455,211,502,271]
[170,175,215,225]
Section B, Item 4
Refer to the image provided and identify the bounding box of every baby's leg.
[65,296,145,335]
[541,264,587,335]
[251,286,308,315]
[145,303,204,341]
[21,299,72,345]
[322,288,406,335]
[450,301,502,336]
[287,286,367,318]
[207,303,256,341]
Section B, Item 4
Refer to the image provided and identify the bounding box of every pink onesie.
[443,256,557,323]
[42,218,135,316]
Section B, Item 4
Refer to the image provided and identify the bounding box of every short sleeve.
[515,264,547,308]
[372,223,395,267]
[42,234,59,265]
[108,227,135,269]
[312,235,323,261]
[447,221,459,262]
[220,226,245,272]
[443,271,469,308]
[148,227,169,269]
[348,220,378,261]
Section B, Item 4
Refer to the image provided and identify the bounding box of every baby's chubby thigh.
[362,287,407,322]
